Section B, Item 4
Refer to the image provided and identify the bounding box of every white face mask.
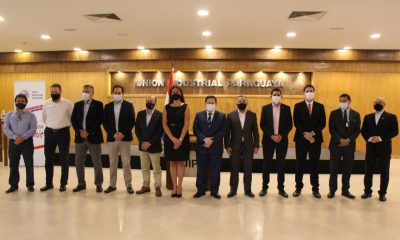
[340,102,349,111]
[272,96,281,105]
[305,92,315,101]
[113,94,122,102]
[82,93,90,102]
[206,104,216,112]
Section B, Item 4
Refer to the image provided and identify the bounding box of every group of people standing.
[3,83,399,202]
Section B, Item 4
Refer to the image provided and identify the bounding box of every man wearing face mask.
[293,84,326,198]
[361,97,398,202]
[135,96,163,197]
[225,95,260,198]
[259,88,293,198]
[4,94,37,193]
[71,85,104,193]
[193,96,227,199]
[103,85,135,194]
[327,93,360,199]
[41,83,73,192]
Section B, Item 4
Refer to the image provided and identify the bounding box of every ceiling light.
[273,45,282,49]
[73,48,82,51]
[370,33,381,39]
[137,46,145,50]
[202,31,212,37]
[286,32,297,38]
[343,46,352,50]
[14,49,23,53]
[197,10,209,17]
[41,34,51,40]
[0,16,5,22]
[205,45,213,49]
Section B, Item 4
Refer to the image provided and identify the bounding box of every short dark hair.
[83,84,94,92]
[50,83,62,91]
[15,94,28,102]
[169,86,185,104]
[112,85,124,93]
[205,95,217,103]
[339,93,351,101]
[271,88,282,95]
[303,84,315,92]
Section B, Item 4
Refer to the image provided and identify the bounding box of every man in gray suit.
[225,95,260,198]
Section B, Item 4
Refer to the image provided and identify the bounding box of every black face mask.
[171,93,181,101]
[146,103,155,110]
[51,93,60,101]
[374,103,384,112]
[237,103,247,111]
[16,103,26,110]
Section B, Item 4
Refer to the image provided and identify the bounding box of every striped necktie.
[207,112,212,128]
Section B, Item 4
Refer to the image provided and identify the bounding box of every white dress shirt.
[146,108,155,126]
[368,110,384,142]
[83,99,92,130]
[114,101,122,132]
[238,110,247,141]
[42,97,73,129]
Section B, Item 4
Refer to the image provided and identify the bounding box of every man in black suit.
[71,85,104,193]
[225,95,260,198]
[193,96,227,199]
[259,88,292,198]
[361,97,398,202]
[135,96,164,197]
[327,93,360,199]
[103,85,136,194]
[293,84,326,198]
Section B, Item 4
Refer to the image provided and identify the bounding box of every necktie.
[307,103,312,116]
[207,112,212,128]
[343,110,348,129]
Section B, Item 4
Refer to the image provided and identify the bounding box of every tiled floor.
[0,160,400,240]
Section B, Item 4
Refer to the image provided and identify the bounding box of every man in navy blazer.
[193,96,227,199]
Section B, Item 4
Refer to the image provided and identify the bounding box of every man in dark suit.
[293,84,326,198]
[103,85,136,194]
[193,96,227,199]
[327,93,360,199]
[361,97,398,202]
[71,85,104,193]
[135,96,164,197]
[259,88,292,198]
[225,95,260,198]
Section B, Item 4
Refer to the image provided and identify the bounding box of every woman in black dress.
[162,86,190,197]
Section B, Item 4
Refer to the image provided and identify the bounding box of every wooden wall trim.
[1,48,400,64]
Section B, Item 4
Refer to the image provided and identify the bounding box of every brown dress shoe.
[136,186,150,194]
[155,187,162,197]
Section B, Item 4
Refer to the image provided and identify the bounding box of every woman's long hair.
[169,86,185,104]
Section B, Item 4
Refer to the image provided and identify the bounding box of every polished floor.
[1,161,400,240]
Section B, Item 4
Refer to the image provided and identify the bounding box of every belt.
[46,126,69,132]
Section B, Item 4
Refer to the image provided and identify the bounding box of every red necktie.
[307,103,312,116]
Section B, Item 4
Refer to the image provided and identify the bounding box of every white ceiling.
[0,0,399,52]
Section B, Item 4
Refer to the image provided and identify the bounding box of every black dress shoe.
[227,192,237,198]
[176,194,182,198]
[293,189,301,197]
[5,187,18,194]
[59,185,67,192]
[104,186,117,194]
[40,185,54,192]
[259,189,267,197]
[313,191,321,199]
[361,192,372,199]
[96,186,103,193]
[379,195,387,202]
[127,187,134,194]
[245,192,255,198]
[171,193,178,198]
[27,186,34,192]
[72,185,86,192]
[327,192,335,198]
[211,193,221,199]
[278,190,289,198]
[342,192,356,199]
[193,192,205,198]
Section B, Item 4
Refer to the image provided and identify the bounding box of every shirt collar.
[147,108,155,115]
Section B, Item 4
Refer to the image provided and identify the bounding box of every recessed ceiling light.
[0,16,5,22]
[205,45,213,49]
[14,49,23,53]
[286,32,297,38]
[370,33,381,39]
[41,34,51,40]
[137,46,145,50]
[343,46,352,50]
[73,48,82,51]
[202,31,212,37]
[80,50,88,53]
[273,45,282,49]
[197,9,209,17]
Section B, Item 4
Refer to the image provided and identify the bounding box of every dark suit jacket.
[329,108,361,149]
[193,111,227,155]
[103,100,135,142]
[224,110,260,151]
[293,101,326,143]
[260,103,293,145]
[361,111,398,154]
[135,109,163,153]
[71,99,104,144]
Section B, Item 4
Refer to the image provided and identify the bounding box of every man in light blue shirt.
[4,94,37,193]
